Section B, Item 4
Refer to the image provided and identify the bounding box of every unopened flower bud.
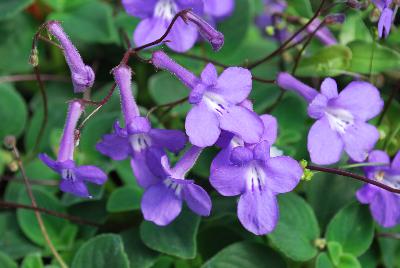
[184,11,224,51]
[29,48,39,67]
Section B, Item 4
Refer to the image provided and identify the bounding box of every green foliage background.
[0,0,400,267]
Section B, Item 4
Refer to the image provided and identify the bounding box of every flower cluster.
[38,1,400,235]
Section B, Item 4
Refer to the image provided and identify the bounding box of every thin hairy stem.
[0,200,100,227]
[307,165,400,194]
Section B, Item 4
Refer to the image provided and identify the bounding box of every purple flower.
[277,73,383,165]
[372,0,394,38]
[141,146,211,225]
[122,0,203,52]
[96,65,186,188]
[357,150,400,227]
[210,139,302,235]
[39,101,107,198]
[184,10,224,51]
[203,0,235,20]
[152,51,263,148]
[47,21,95,93]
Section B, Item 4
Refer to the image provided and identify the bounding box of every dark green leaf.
[0,84,27,141]
[326,203,374,256]
[268,193,320,261]
[286,0,313,17]
[71,234,130,268]
[107,186,143,213]
[140,209,200,259]
[0,0,33,21]
[201,241,286,268]
[0,251,17,268]
[316,253,334,268]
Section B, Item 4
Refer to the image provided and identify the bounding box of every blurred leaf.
[377,225,400,268]
[21,253,44,268]
[0,14,36,73]
[296,45,352,77]
[286,0,313,17]
[17,188,78,249]
[71,234,130,268]
[121,228,159,268]
[326,203,374,256]
[107,186,143,213]
[359,246,380,268]
[0,0,33,21]
[140,209,200,259]
[0,84,27,141]
[201,241,286,268]
[339,13,372,45]
[316,253,334,268]
[327,241,342,266]
[348,41,400,74]
[48,2,118,44]
[337,253,362,268]
[0,212,40,259]
[0,251,17,268]
[42,0,95,11]
[268,193,320,261]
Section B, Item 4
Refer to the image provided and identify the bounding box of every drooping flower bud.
[276,72,318,102]
[47,21,95,93]
[184,10,224,51]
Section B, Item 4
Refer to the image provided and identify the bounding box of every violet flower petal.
[131,152,161,188]
[320,78,339,99]
[75,165,108,185]
[265,156,303,194]
[203,0,235,19]
[149,128,187,153]
[60,180,90,198]
[166,18,199,52]
[182,183,212,216]
[308,117,344,165]
[214,67,252,104]
[237,189,278,235]
[95,132,131,161]
[141,183,183,226]
[378,7,393,38]
[210,165,247,196]
[122,0,158,18]
[134,17,169,48]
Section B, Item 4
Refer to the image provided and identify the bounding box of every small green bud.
[266,26,275,36]
[314,238,327,250]
[29,48,39,67]
[300,159,314,181]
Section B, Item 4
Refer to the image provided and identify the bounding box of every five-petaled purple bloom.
[277,73,383,165]
[96,65,187,188]
[152,51,263,148]
[210,113,302,235]
[141,146,211,225]
[357,150,400,227]
[47,21,95,93]
[39,101,107,198]
[372,0,395,38]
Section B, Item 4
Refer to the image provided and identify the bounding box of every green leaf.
[327,241,343,266]
[106,186,143,213]
[316,253,334,268]
[0,14,36,73]
[0,252,17,268]
[0,84,27,141]
[201,241,286,268]
[71,234,129,268]
[149,72,189,105]
[0,212,40,259]
[0,0,33,21]
[268,193,320,261]
[120,228,159,268]
[337,253,362,268]
[17,188,78,249]
[348,41,400,74]
[377,225,400,268]
[42,0,95,11]
[140,209,200,259]
[21,253,44,268]
[48,2,118,44]
[286,0,313,17]
[296,45,352,77]
[326,203,374,256]
[339,13,372,45]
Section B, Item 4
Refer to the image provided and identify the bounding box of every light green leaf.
[21,253,44,268]
[316,253,334,268]
[71,234,130,268]
[326,202,374,256]
[337,253,362,268]
[328,241,343,266]
[107,186,143,213]
[201,241,286,268]
[140,209,200,259]
[286,0,313,18]
[339,13,372,45]
[348,41,400,74]
[296,45,352,77]
[268,193,320,261]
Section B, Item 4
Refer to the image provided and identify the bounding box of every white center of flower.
[325,108,354,134]
[375,170,400,188]
[202,92,229,116]
[61,169,76,182]
[245,163,267,192]
[270,146,284,157]
[154,0,178,20]
[129,134,152,152]
[164,178,183,197]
